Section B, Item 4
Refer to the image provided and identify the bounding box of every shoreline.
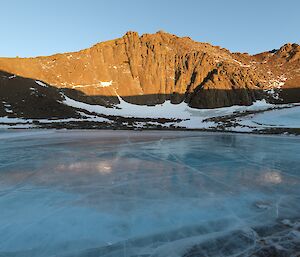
[1,125,300,136]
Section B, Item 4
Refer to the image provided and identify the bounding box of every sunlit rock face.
[0,32,299,108]
[0,130,299,257]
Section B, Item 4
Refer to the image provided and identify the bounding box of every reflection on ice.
[0,130,299,256]
[57,161,113,174]
[261,170,282,184]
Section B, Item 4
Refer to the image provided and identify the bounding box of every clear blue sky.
[1,0,299,57]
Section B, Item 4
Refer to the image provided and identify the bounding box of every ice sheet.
[245,105,300,128]
[0,131,299,256]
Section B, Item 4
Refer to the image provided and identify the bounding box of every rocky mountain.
[0,31,299,130]
[1,31,300,104]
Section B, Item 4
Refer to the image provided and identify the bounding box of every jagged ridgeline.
[0,31,299,110]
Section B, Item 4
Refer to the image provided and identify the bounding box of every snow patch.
[0,114,110,126]
[232,59,251,67]
[99,81,113,87]
[240,106,300,128]
[3,102,13,114]
[62,93,274,129]
[0,116,31,124]
[72,81,114,89]
[264,75,287,100]
[35,80,48,87]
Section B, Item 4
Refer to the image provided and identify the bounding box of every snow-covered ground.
[35,80,48,87]
[0,131,299,256]
[239,105,300,128]
[1,92,299,132]
[0,113,110,129]
[62,94,277,129]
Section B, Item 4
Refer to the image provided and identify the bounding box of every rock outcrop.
[0,31,299,108]
[0,71,79,119]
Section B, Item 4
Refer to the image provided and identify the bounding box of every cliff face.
[0,31,299,108]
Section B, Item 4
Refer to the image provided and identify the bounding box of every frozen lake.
[0,130,299,256]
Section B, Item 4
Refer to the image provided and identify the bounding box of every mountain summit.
[0,31,299,109]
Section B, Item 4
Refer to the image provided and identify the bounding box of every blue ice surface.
[0,130,299,257]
